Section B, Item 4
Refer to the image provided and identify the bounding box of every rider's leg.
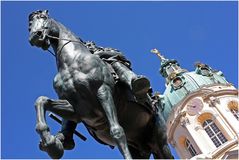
[111,62,150,95]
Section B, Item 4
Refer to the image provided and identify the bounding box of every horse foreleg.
[35,96,76,159]
[56,119,77,150]
[97,85,132,159]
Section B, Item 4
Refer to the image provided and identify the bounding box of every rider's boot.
[112,62,150,98]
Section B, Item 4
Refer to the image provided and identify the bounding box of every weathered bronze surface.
[28,10,173,159]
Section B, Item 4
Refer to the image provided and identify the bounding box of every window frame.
[230,108,239,120]
[202,119,228,147]
[227,100,239,120]
[185,138,197,157]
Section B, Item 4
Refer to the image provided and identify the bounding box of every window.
[166,65,174,75]
[203,119,227,147]
[172,64,181,70]
[230,108,239,120]
[172,77,183,89]
[185,139,197,157]
[228,101,239,120]
[200,67,212,76]
[195,63,213,77]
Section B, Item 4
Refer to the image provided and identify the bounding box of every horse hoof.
[63,138,75,150]
[47,137,64,159]
[55,132,75,150]
[39,136,64,159]
[39,140,45,151]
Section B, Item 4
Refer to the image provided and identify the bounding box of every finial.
[150,48,166,61]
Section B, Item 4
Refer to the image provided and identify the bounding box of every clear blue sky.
[1,1,238,159]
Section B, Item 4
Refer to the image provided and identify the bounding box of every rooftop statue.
[28,10,173,159]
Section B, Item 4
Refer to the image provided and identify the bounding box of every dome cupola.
[151,49,187,84]
[151,49,229,121]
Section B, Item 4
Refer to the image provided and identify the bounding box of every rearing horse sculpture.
[28,10,173,159]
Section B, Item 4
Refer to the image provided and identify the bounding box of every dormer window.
[195,63,213,77]
[200,67,212,76]
[171,76,185,89]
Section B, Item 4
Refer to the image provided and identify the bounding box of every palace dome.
[161,70,228,120]
[151,49,229,121]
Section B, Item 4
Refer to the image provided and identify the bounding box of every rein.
[47,49,56,57]
[40,18,85,57]
[46,34,85,58]
[46,34,84,45]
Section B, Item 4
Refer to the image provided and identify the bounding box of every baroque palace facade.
[151,49,238,159]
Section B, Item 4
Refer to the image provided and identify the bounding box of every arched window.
[230,108,239,120]
[203,119,227,147]
[228,100,239,120]
[185,139,197,157]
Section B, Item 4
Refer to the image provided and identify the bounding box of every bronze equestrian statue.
[28,10,174,159]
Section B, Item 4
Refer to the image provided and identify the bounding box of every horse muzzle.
[29,31,50,50]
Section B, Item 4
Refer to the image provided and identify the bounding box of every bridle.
[31,14,85,57]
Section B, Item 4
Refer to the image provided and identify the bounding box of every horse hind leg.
[97,84,132,159]
[152,112,174,159]
[153,145,173,159]
[34,96,76,159]
[128,146,151,159]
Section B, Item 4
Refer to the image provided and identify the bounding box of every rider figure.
[84,41,151,98]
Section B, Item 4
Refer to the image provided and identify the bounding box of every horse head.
[28,10,51,50]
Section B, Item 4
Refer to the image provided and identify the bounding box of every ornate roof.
[151,49,228,121]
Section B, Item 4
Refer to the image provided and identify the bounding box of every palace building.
[151,49,238,159]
